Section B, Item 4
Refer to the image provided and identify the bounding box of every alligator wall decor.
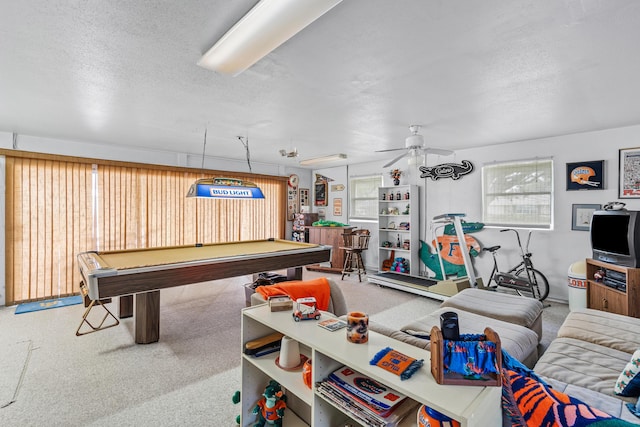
[419,160,474,180]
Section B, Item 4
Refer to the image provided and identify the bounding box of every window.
[482,158,553,229]
[349,175,382,220]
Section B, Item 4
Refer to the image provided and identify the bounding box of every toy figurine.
[252,380,287,426]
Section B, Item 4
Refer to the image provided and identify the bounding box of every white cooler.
[568,260,587,311]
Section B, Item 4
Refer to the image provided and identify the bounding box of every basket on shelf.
[430,326,502,387]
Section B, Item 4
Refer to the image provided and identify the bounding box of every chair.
[340,229,370,282]
[250,277,348,317]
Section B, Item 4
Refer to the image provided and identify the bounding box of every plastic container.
[417,405,461,427]
[568,260,587,311]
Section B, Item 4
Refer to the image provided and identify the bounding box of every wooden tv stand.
[586,258,640,318]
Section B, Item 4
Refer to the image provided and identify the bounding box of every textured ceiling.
[1,0,640,168]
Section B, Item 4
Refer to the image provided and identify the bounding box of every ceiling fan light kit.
[279,148,299,158]
[299,153,347,166]
[198,0,343,76]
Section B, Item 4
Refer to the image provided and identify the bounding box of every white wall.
[4,124,640,304]
[430,125,640,302]
[308,125,640,302]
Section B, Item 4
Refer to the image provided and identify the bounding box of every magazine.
[317,317,347,331]
[328,366,406,410]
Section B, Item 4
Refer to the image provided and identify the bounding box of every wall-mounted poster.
[566,160,604,190]
[572,204,601,231]
[619,147,640,198]
[299,188,310,212]
[314,181,327,206]
[333,198,342,216]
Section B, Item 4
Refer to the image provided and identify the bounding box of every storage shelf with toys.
[377,185,419,277]
[240,303,502,426]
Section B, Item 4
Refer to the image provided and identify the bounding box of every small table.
[77,239,331,343]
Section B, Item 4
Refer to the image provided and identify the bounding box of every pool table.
[77,239,331,343]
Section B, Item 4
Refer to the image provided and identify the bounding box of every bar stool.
[340,229,370,282]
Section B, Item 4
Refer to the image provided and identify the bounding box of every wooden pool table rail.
[77,240,331,344]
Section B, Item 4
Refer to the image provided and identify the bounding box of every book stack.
[316,366,418,427]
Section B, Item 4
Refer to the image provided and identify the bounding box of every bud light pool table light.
[186,177,265,199]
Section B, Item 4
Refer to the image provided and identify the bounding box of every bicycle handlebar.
[499,228,533,254]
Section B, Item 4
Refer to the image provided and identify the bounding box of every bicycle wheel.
[514,268,550,301]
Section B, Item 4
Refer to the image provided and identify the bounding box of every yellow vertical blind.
[5,158,94,303]
[5,156,286,305]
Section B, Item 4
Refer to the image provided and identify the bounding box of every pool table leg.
[135,291,160,344]
[287,266,303,281]
[119,295,134,318]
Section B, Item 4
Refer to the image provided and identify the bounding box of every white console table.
[240,304,501,426]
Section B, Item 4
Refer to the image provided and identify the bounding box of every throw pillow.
[615,349,640,397]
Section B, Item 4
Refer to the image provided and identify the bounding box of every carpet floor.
[0,270,568,426]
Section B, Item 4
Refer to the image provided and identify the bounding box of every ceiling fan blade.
[425,147,454,156]
[375,147,405,153]
[383,152,409,168]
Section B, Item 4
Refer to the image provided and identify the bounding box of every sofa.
[249,277,348,317]
[380,300,640,423]
[533,308,640,423]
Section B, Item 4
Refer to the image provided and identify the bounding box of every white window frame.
[349,174,383,221]
[482,158,554,229]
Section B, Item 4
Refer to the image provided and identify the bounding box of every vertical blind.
[482,158,553,229]
[5,156,285,305]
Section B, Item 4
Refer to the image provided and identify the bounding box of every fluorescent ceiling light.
[186,177,265,199]
[198,0,343,76]
[299,153,347,166]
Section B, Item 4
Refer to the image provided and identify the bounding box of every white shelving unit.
[240,304,501,427]
[376,184,419,276]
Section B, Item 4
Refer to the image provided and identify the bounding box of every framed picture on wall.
[619,147,640,198]
[314,181,327,206]
[571,204,601,231]
[566,160,604,190]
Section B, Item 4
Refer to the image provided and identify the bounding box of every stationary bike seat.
[482,245,501,253]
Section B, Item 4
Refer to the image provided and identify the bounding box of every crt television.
[590,209,640,267]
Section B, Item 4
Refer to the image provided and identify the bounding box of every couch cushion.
[616,349,640,397]
[400,307,539,367]
[440,288,544,341]
[544,378,640,423]
[535,337,636,403]
[557,308,640,354]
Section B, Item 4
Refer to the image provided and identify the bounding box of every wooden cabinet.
[306,226,355,273]
[240,304,502,426]
[586,258,640,318]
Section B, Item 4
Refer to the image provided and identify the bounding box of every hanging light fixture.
[186,177,265,199]
[186,129,265,199]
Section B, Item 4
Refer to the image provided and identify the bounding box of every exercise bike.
[482,229,550,301]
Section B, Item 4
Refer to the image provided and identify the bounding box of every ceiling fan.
[377,125,453,168]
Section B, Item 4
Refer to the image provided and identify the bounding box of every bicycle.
[482,229,550,301]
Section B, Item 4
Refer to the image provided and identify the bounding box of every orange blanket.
[255,277,331,311]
